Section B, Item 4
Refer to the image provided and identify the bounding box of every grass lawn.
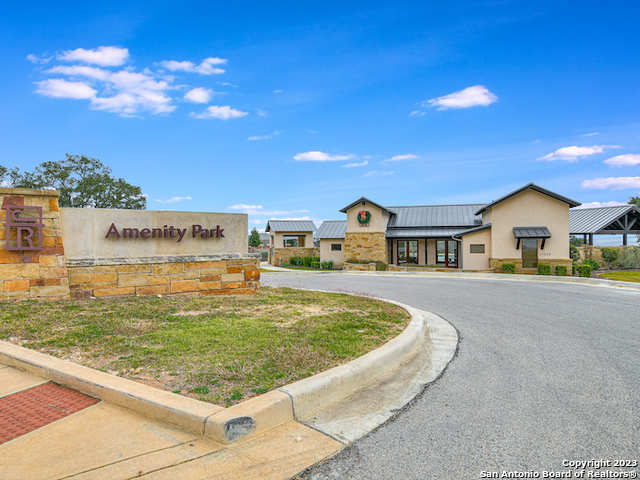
[0,287,409,407]
[598,271,640,283]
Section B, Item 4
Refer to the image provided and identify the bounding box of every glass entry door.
[397,240,418,265]
[436,240,459,268]
[521,238,538,268]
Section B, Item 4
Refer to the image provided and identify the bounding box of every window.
[331,243,342,251]
[470,244,485,253]
[397,240,418,264]
[521,238,538,268]
[283,236,298,247]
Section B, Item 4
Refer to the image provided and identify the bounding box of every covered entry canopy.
[513,226,552,250]
[569,205,640,245]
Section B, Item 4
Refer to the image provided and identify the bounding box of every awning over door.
[513,226,551,249]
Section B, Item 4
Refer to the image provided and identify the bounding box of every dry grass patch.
[0,287,409,407]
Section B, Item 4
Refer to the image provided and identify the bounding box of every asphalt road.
[262,273,640,480]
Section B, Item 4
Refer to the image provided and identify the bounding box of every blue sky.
[2,1,639,244]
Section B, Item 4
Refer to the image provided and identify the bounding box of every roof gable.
[339,197,394,214]
[569,205,640,234]
[475,183,581,215]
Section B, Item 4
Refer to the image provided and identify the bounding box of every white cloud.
[154,196,193,203]
[537,145,620,162]
[604,154,640,167]
[26,54,51,64]
[425,85,498,110]
[384,154,418,162]
[363,171,394,177]
[34,79,97,99]
[410,110,425,117]
[158,57,227,75]
[250,219,263,225]
[582,132,600,137]
[293,151,356,161]
[342,160,369,168]
[228,204,310,216]
[58,46,129,66]
[47,65,110,81]
[184,87,214,103]
[582,177,640,190]
[273,89,282,93]
[256,109,268,116]
[247,130,281,141]
[191,105,248,119]
[573,201,629,209]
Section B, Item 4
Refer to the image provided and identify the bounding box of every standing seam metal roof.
[386,204,485,228]
[569,205,640,233]
[316,221,347,239]
[265,220,317,233]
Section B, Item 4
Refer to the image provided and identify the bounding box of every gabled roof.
[339,197,395,214]
[316,220,347,239]
[569,205,640,234]
[474,183,581,215]
[265,220,317,233]
[387,204,485,228]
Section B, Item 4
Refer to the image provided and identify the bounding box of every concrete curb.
[345,270,640,292]
[0,297,427,445]
[278,300,425,420]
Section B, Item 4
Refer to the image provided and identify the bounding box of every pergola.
[569,205,640,245]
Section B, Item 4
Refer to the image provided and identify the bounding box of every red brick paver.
[0,382,99,445]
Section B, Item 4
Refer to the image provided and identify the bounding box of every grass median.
[0,287,410,407]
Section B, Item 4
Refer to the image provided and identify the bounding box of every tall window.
[397,240,418,264]
[522,239,538,268]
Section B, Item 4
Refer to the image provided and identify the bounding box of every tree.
[248,227,262,247]
[569,235,584,247]
[1,154,146,209]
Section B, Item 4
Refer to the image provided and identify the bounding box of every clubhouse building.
[316,183,581,273]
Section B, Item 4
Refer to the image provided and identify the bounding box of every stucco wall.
[345,202,390,233]
[319,239,345,268]
[461,228,492,270]
[488,189,570,262]
[61,208,248,260]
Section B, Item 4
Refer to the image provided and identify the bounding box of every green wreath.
[357,210,371,224]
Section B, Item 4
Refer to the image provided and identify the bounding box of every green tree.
[248,227,262,247]
[569,235,584,247]
[2,154,146,209]
[0,165,7,184]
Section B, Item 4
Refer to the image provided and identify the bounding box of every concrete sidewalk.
[0,364,341,480]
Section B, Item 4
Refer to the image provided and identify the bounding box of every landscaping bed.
[0,287,409,407]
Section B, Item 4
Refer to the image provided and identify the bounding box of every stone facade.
[269,247,319,266]
[490,257,572,275]
[344,232,388,263]
[386,265,494,273]
[1,188,70,301]
[343,262,376,271]
[67,255,260,299]
[576,245,603,262]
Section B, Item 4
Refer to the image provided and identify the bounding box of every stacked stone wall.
[490,258,572,275]
[67,255,260,298]
[343,262,376,272]
[344,232,388,263]
[0,188,70,301]
[270,247,319,266]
